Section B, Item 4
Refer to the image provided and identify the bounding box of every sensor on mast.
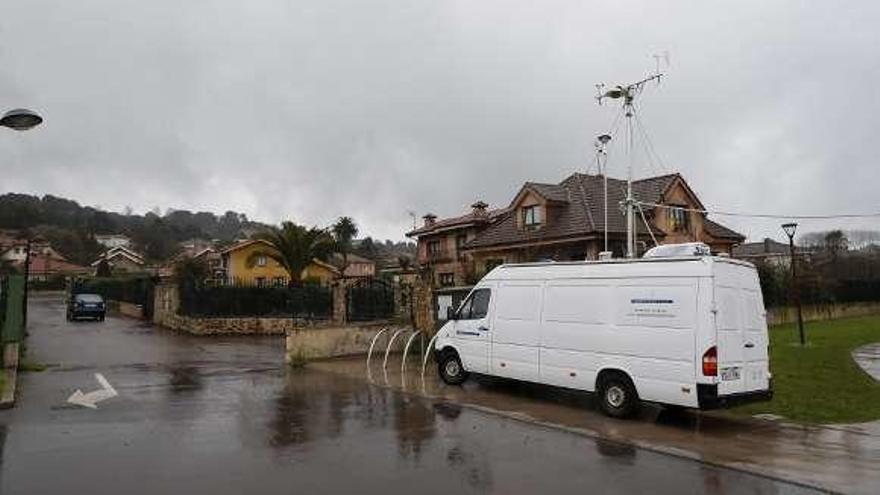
[595,69,665,258]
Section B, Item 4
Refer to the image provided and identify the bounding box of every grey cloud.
[1,0,878,241]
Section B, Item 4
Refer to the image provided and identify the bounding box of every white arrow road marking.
[67,373,118,409]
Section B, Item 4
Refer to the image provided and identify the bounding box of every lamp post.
[782,222,805,345]
[3,108,43,328]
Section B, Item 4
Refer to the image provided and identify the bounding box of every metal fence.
[179,282,333,319]
[1,275,25,345]
[346,278,395,321]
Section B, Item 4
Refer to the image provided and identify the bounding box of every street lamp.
[781,222,805,346]
[3,108,44,329]
[1,108,43,131]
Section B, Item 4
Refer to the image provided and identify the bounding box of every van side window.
[458,289,490,319]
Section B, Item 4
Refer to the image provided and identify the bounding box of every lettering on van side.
[629,298,677,318]
[456,331,481,336]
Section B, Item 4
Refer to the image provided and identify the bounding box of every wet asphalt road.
[0,294,817,494]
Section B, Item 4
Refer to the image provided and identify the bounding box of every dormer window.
[522,205,541,228]
[668,206,690,232]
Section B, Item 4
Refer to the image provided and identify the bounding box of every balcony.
[424,249,454,263]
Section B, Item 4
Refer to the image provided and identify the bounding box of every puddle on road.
[309,354,880,495]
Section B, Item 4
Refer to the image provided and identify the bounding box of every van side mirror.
[446,307,457,321]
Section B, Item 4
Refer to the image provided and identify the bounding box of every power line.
[637,201,880,220]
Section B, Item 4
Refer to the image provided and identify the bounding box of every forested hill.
[0,193,416,267]
[0,193,267,264]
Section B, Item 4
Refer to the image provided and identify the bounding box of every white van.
[433,255,772,418]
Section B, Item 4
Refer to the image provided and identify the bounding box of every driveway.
[0,294,822,494]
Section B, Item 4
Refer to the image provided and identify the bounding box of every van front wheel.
[598,373,639,418]
[438,352,469,385]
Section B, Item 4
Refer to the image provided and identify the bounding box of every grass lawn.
[731,315,880,424]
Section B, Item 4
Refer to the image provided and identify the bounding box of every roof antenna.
[596,58,666,259]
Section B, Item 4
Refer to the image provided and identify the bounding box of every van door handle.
[478,326,489,332]
[744,342,755,348]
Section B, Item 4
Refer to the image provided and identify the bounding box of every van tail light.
[702,346,718,376]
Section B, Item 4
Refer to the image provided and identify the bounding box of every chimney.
[471,200,488,219]
[422,213,437,227]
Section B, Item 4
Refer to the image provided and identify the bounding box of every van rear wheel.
[598,373,639,418]
[438,351,469,385]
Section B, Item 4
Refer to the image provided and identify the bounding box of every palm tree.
[247,222,335,286]
[331,217,358,278]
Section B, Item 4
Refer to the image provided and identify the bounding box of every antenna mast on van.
[596,70,664,258]
[594,134,612,253]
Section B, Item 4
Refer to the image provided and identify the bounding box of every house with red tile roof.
[23,254,90,281]
[406,172,744,288]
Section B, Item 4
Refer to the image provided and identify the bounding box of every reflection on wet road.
[0,295,817,494]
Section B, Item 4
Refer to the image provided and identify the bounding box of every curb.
[0,342,20,409]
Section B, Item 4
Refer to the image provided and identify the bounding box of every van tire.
[597,372,640,418]
[438,351,469,385]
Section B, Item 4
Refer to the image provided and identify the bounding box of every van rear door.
[714,266,770,395]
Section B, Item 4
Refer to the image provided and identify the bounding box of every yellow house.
[220,239,340,286]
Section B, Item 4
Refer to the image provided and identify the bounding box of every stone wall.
[153,283,300,335]
[285,322,413,362]
[153,282,413,339]
[107,300,144,319]
[412,276,436,335]
[767,301,880,326]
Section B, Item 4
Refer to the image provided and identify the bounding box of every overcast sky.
[2,1,878,242]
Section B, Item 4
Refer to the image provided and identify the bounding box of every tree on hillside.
[823,230,849,259]
[173,256,210,286]
[397,255,413,272]
[95,258,113,277]
[247,222,334,286]
[354,236,378,260]
[331,217,358,277]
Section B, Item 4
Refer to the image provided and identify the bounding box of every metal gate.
[346,278,395,321]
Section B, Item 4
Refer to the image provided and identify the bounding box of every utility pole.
[782,223,805,345]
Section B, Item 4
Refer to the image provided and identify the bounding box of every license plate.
[720,367,741,381]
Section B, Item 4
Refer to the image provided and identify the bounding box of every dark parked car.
[67,293,106,321]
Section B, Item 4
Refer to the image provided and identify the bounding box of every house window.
[256,254,267,267]
[255,277,266,287]
[522,205,541,228]
[668,206,690,233]
[439,272,454,287]
[428,240,442,255]
[272,276,286,287]
[456,234,468,250]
